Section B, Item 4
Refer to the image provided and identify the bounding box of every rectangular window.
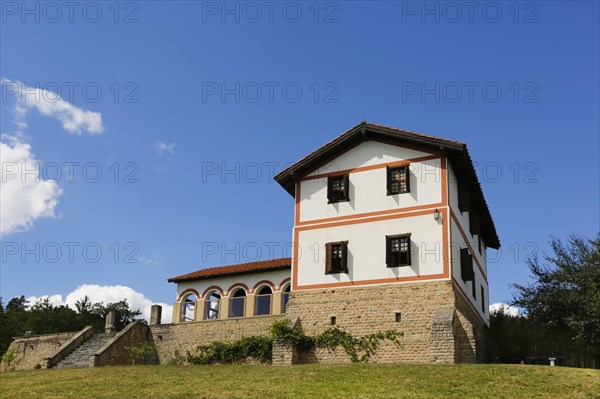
[387,165,410,195]
[229,297,245,318]
[481,285,485,313]
[327,174,349,203]
[255,295,271,316]
[325,241,348,274]
[472,279,477,299]
[282,292,290,313]
[460,247,474,282]
[478,235,482,255]
[386,234,411,267]
[204,299,219,320]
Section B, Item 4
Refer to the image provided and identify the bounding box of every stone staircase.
[55,333,112,368]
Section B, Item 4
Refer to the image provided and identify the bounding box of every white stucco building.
[168,122,500,363]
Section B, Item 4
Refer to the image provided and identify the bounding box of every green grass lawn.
[1,364,598,399]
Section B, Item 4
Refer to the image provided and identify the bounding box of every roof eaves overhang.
[274,122,500,249]
[167,264,291,284]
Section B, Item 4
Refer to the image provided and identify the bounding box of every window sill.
[327,199,350,204]
[387,191,410,196]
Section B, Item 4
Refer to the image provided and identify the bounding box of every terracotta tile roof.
[168,258,291,283]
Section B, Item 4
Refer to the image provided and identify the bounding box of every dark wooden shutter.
[327,177,333,203]
[460,248,474,282]
[342,174,349,200]
[458,180,470,213]
[481,286,485,312]
[405,236,412,265]
[404,165,411,193]
[341,242,348,273]
[385,236,391,266]
[386,166,391,195]
[325,243,333,274]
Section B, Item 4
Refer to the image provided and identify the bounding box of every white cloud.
[0,78,105,236]
[0,134,62,236]
[2,79,104,135]
[27,284,173,324]
[25,294,64,308]
[489,302,521,317]
[153,141,176,156]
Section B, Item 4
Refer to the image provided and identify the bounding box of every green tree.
[511,234,600,356]
[0,295,144,357]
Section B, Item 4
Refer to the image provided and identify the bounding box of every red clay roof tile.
[168,258,291,283]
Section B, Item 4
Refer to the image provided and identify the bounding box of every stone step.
[55,333,113,369]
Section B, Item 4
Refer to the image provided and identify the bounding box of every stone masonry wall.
[285,280,457,364]
[149,315,285,365]
[453,286,487,363]
[1,332,77,371]
[94,322,153,366]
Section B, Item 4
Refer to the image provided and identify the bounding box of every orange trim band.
[201,286,224,298]
[295,181,301,225]
[292,207,450,290]
[251,280,276,294]
[177,288,200,301]
[301,154,441,181]
[297,201,445,227]
[296,273,448,291]
[296,208,436,232]
[298,138,439,184]
[292,156,449,291]
[277,277,291,290]
[226,283,250,296]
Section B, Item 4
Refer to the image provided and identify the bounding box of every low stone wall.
[149,315,285,365]
[285,280,458,364]
[1,331,78,371]
[94,322,155,366]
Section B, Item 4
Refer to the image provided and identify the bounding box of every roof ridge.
[168,257,291,283]
[194,257,291,272]
[365,123,465,145]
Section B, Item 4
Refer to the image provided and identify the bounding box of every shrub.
[124,342,155,365]
[181,319,402,364]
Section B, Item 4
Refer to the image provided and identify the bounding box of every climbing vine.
[124,341,155,365]
[183,319,402,364]
[186,336,272,364]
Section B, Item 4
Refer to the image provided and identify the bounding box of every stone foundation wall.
[149,315,285,365]
[284,280,457,364]
[1,332,78,371]
[453,285,487,363]
[94,322,154,366]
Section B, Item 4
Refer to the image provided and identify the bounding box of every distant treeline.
[0,295,142,356]
[488,310,597,369]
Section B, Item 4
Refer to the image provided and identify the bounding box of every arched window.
[254,286,272,316]
[180,293,197,322]
[229,288,246,318]
[203,290,221,320]
[281,284,291,313]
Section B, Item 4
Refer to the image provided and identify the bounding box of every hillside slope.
[1,364,598,399]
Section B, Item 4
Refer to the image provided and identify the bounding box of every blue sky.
[1,1,598,320]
